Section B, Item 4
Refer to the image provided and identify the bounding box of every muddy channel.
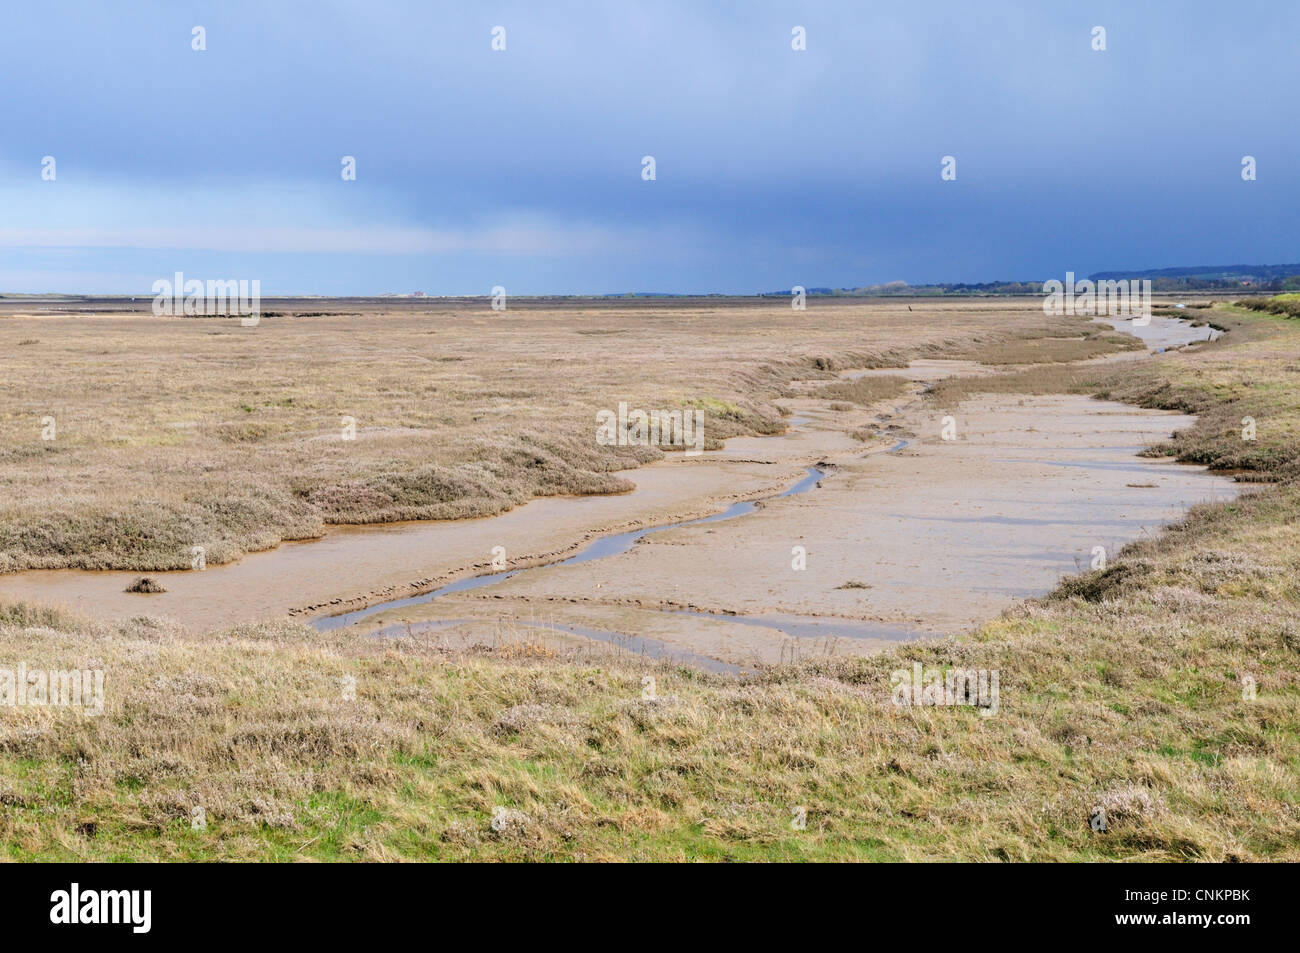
[0,316,1240,670]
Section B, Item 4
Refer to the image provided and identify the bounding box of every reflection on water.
[368,616,741,674]
[314,466,827,631]
[1096,314,1221,350]
[669,609,926,642]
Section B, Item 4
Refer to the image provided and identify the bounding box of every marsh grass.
[0,299,1126,572]
[814,376,909,407]
[1238,295,1300,319]
[4,301,1295,861]
[922,317,1143,365]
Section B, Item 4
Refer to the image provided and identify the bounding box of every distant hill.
[8,263,1300,301]
[1083,264,1300,293]
[1089,263,1300,281]
[760,280,1044,297]
[756,264,1300,298]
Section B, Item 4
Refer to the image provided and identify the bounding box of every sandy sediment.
[413,391,1238,666]
[0,316,1238,670]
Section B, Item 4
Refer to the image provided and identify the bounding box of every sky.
[0,0,1296,295]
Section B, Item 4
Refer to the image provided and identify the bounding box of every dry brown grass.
[919,319,1142,364]
[813,376,909,407]
[0,298,1127,572]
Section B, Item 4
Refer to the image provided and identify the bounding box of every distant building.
[412,291,425,297]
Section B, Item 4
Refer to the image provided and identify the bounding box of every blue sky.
[1,0,1295,294]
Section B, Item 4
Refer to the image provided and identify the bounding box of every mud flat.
[1096,313,1221,350]
[358,392,1239,667]
[0,392,874,630]
[317,317,1241,666]
[0,453,824,630]
[0,313,1238,669]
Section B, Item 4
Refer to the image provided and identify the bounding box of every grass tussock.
[814,376,909,407]
[1238,295,1300,319]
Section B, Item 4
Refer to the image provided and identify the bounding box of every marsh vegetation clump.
[1238,294,1300,319]
[814,376,909,407]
